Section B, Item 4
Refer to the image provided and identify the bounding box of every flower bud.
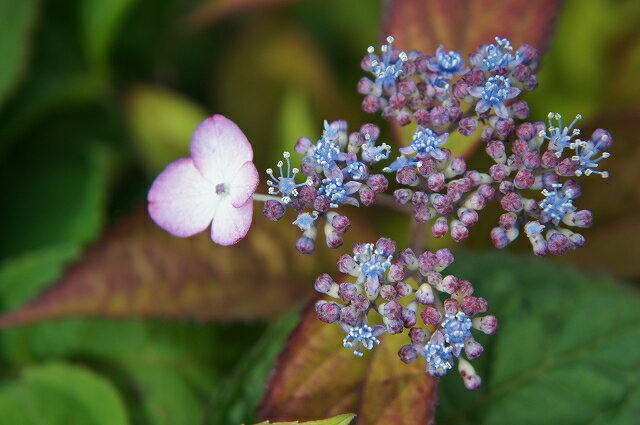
[263,200,285,221]
[315,301,340,323]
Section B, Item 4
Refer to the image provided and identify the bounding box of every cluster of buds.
[314,238,495,389]
[262,120,392,253]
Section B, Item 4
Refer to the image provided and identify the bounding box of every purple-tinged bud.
[295,136,313,155]
[513,63,532,82]
[431,194,454,214]
[389,92,407,110]
[444,298,460,314]
[298,185,317,203]
[507,153,524,170]
[514,169,535,189]
[367,174,389,193]
[499,180,514,194]
[541,150,561,168]
[402,308,417,327]
[313,195,331,213]
[464,69,485,86]
[398,248,417,266]
[352,294,369,311]
[412,191,429,207]
[263,200,285,221]
[414,108,430,126]
[562,179,582,198]
[486,140,506,161]
[380,284,397,301]
[337,254,356,274]
[495,118,514,138]
[376,237,396,256]
[490,227,509,248]
[465,170,482,185]
[461,296,488,315]
[564,230,586,249]
[398,78,418,95]
[340,306,358,326]
[473,315,498,334]
[465,192,486,210]
[565,209,593,228]
[516,122,535,141]
[421,306,440,325]
[524,74,538,91]
[388,263,405,282]
[481,126,495,141]
[459,209,479,227]
[451,221,469,242]
[314,273,334,293]
[296,236,315,254]
[523,150,542,169]
[448,106,463,123]
[409,328,428,346]
[338,283,357,302]
[489,163,509,181]
[396,166,418,185]
[591,128,613,149]
[393,188,412,205]
[456,280,474,297]
[360,123,380,142]
[459,359,482,391]
[413,206,433,223]
[416,283,435,305]
[315,301,340,323]
[430,105,450,127]
[326,231,344,249]
[435,248,454,270]
[547,231,570,255]
[447,157,467,176]
[359,187,376,206]
[441,275,459,294]
[357,76,374,93]
[501,192,522,212]
[418,250,437,273]
[452,80,469,98]
[464,339,484,360]
[499,212,518,229]
[300,157,317,175]
[532,121,546,135]
[396,109,412,126]
[427,172,446,191]
[458,117,478,136]
[291,198,305,212]
[511,139,528,155]
[557,158,580,176]
[365,278,381,298]
[384,317,404,335]
[432,217,449,238]
[349,132,366,149]
[361,95,380,113]
[332,215,351,233]
[396,281,412,297]
[518,44,539,65]
[511,100,530,120]
[478,183,496,200]
[417,158,436,175]
[399,345,419,364]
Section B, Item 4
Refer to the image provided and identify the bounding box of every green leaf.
[258,297,438,425]
[277,86,317,157]
[0,362,129,425]
[0,0,39,109]
[125,84,208,175]
[252,413,357,425]
[80,0,137,71]
[436,251,640,425]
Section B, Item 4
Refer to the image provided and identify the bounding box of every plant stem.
[252,193,281,202]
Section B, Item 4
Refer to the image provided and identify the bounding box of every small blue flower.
[541,112,582,157]
[361,134,391,164]
[428,45,468,78]
[354,243,392,283]
[266,152,311,203]
[367,35,408,89]
[322,120,339,141]
[468,75,520,119]
[423,331,453,377]
[399,127,449,161]
[312,138,341,169]
[540,183,576,225]
[481,37,521,71]
[383,155,420,173]
[318,178,360,208]
[441,312,472,356]
[524,220,545,237]
[342,322,383,357]
[571,139,610,178]
[346,159,367,181]
[293,211,318,231]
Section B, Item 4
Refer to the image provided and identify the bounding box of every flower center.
[215,183,227,195]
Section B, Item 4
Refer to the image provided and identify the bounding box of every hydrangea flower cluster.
[314,239,495,389]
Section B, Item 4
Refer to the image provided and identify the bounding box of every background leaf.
[253,412,357,425]
[258,297,437,425]
[0,362,129,425]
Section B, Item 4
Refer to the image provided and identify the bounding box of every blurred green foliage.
[0,0,638,424]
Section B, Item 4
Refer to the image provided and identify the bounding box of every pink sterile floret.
[148,115,259,245]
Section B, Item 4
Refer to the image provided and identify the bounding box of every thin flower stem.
[252,193,282,202]
[409,219,427,252]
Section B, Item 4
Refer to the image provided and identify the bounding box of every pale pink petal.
[190,115,253,184]
[210,199,253,246]
[229,160,259,208]
[148,158,217,237]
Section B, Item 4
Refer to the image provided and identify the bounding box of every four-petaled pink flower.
[148,115,259,245]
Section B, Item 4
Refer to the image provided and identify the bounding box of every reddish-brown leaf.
[384,0,562,54]
[186,0,306,28]
[0,205,373,327]
[258,298,438,425]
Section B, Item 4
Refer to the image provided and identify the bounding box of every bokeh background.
[0,1,639,424]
